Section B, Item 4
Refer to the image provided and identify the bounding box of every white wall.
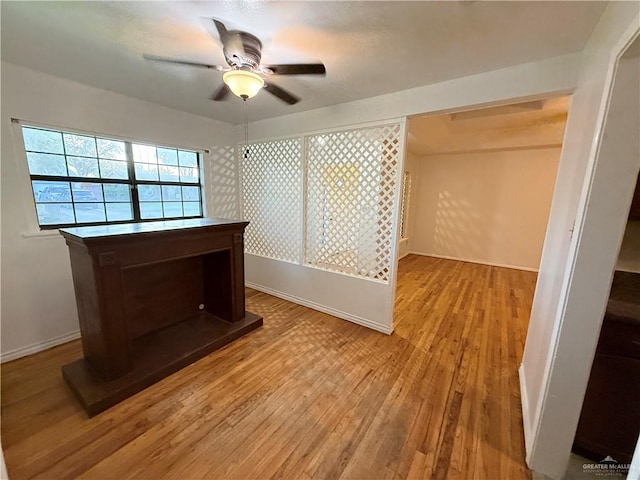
[245,54,579,140]
[408,148,560,270]
[404,99,567,271]
[1,50,580,356]
[398,239,410,260]
[240,54,579,333]
[245,255,394,333]
[0,62,235,361]
[519,2,640,478]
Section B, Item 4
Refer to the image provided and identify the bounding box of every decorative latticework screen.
[241,138,302,262]
[304,124,401,283]
[208,146,239,219]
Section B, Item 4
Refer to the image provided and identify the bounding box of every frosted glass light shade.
[223,70,265,99]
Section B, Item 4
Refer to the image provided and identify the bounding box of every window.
[21,125,203,228]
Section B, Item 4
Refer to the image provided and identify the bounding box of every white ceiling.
[1,1,606,125]
[407,96,570,155]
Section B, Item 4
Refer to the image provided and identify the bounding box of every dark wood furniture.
[60,218,262,416]
[573,271,640,462]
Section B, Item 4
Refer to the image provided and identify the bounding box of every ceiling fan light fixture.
[143,20,324,105]
[223,70,264,99]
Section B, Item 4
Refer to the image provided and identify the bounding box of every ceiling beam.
[450,100,546,121]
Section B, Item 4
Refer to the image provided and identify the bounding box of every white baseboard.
[245,282,393,335]
[519,363,534,465]
[1,329,81,363]
[409,251,539,273]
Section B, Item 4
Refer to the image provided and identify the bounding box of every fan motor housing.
[224,31,262,70]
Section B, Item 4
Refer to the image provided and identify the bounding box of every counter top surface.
[59,217,247,239]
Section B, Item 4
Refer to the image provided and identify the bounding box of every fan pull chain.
[243,98,249,160]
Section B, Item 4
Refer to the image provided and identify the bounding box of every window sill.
[22,229,62,239]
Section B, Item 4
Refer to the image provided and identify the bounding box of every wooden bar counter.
[59,218,263,416]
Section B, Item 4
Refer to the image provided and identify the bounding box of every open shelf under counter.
[63,310,262,416]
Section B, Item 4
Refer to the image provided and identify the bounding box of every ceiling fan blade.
[143,54,224,71]
[210,84,230,101]
[213,19,228,41]
[264,82,300,105]
[212,18,245,56]
[263,64,326,76]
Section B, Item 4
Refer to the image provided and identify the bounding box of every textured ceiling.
[1,1,606,124]
[408,96,570,156]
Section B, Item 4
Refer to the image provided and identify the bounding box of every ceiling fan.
[143,19,326,105]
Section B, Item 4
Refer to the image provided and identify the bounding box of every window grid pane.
[67,156,99,178]
[134,163,159,181]
[23,127,64,154]
[75,203,106,224]
[22,125,203,228]
[162,202,183,218]
[183,201,201,217]
[99,159,129,179]
[140,202,163,219]
[63,133,97,157]
[158,147,178,166]
[36,203,75,225]
[138,184,161,202]
[132,144,157,164]
[27,153,68,177]
[71,182,104,202]
[106,203,133,221]
[97,139,126,160]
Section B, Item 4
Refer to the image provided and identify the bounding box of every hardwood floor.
[1,255,536,479]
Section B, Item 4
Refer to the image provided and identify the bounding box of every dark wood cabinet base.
[60,219,261,416]
[62,311,262,417]
[573,271,640,462]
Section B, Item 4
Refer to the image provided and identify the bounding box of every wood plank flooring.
[1,255,536,479]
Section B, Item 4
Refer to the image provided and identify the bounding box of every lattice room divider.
[304,124,401,283]
[208,146,240,219]
[240,138,302,263]
[240,122,401,283]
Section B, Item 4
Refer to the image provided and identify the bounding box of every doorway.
[391,96,571,475]
[397,96,569,272]
[520,31,640,479]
